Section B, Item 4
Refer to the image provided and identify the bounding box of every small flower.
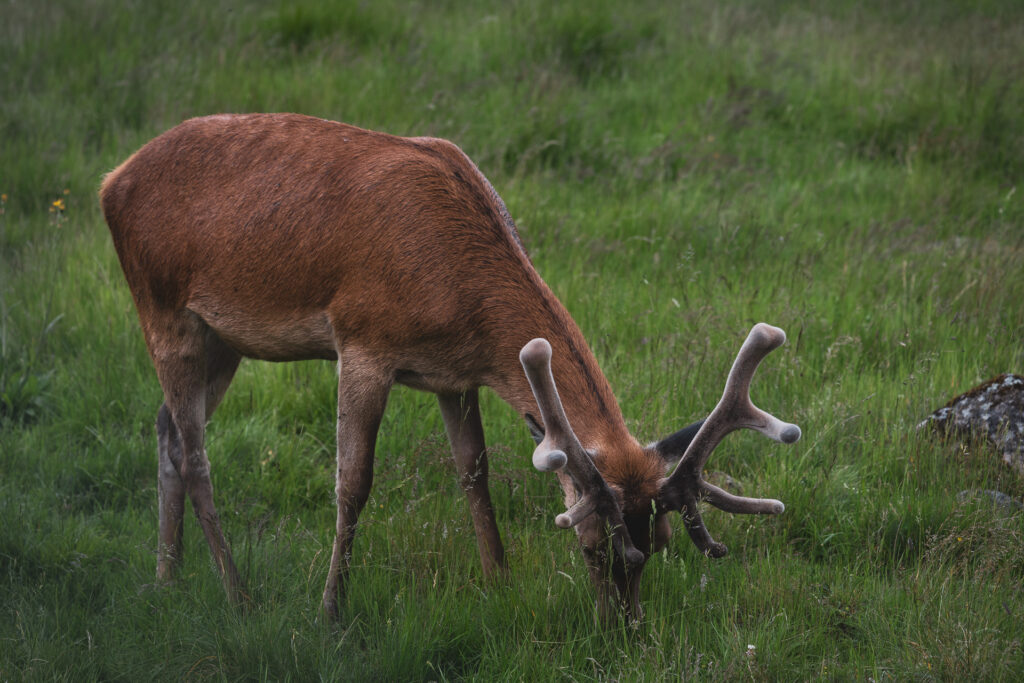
[52,198,66,211]
[1,193,7,202]
[63,188,70,195]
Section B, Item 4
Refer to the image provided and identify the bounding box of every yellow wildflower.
[53,198,66,211]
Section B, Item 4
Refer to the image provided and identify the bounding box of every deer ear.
[655,419,705,463]
[525,413,545,445]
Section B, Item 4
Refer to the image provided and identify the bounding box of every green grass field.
[3,0,1024,679]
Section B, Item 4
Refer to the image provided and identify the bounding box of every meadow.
[2,0,1023,679]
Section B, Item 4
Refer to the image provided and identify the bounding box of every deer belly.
[190,304,337,361]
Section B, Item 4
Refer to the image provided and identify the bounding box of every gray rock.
[956,489,1024,514]
[918,374,1024,475]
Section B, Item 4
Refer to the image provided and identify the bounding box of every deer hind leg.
[156,403,185,581]
[438,390,506,577]
[322,349,393,620]
[149,311,243,601]
[155,330,241,582]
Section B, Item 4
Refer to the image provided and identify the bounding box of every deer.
[99,113,801,623]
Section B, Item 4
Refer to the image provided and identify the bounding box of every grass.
[2,0,1024,679]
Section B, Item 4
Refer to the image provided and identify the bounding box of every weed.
[0,310,61,425]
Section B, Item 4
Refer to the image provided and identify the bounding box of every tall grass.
[2,0,1023,679]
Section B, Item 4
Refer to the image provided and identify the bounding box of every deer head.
[521,323,800,621]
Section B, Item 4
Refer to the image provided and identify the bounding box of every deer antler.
[658,323,800,558]
[519,338,644,567]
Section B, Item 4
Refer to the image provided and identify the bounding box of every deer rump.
[101,113,801,622]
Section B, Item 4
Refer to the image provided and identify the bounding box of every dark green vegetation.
[3,0,1024,679]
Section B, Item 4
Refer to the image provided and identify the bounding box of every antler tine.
[678,323,800,474]
[519,339,574,473]
[718,324,801,448]
[519,339,644,567]
[678,489,728,558]
[659,324,800,556]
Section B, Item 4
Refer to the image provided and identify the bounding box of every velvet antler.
[519,338,645,567]
[658,323,800,557]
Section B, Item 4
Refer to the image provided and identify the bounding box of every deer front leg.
[322,353,392,621]
[438,390,506,577]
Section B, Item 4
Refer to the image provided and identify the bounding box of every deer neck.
[485,287,636,455]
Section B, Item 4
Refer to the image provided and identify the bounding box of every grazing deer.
[100,113,800,622]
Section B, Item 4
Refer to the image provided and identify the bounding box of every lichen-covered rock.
[956,489,1024,514]
[919,374,1024,476]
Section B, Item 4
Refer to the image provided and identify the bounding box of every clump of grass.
[925,498,1024,581]
[260,0,410,53]
[0,309,60,425]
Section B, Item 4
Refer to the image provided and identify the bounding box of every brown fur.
[101,113,672,620]
[101,115,625,432]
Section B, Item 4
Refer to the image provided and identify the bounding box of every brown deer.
[100,113,800,622]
